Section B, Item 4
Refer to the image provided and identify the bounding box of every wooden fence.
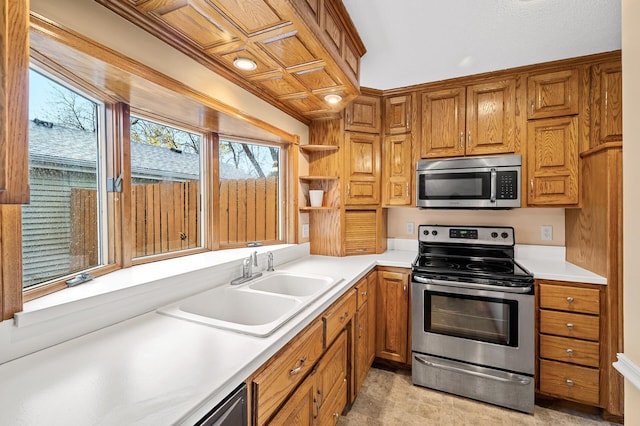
[219,176,279,245]
[70,177,278,264]
[131,180,200,258]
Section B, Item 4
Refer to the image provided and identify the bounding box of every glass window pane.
[130,116,202,257]
[219,140,280,245]
[23,69,102,289]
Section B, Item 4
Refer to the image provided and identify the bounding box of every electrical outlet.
[541,225,553,241]
[302,223,309,239]
[406,222,415,235]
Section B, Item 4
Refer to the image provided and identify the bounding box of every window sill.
[15,244,306,328]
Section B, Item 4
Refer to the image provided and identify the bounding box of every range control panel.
[418,225,514,246]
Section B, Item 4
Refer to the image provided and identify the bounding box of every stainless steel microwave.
[416,155,521,209]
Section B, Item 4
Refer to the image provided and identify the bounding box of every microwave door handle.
[490,168,497,203]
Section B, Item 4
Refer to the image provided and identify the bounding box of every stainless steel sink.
[157,271,342,337]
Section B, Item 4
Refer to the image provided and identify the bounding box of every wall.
[386,207,565,246]
[29,0,309,145]
[622,0,640,421]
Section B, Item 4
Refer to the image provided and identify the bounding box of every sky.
[29,69,58,120]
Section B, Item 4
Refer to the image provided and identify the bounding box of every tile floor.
[337,367,623,426]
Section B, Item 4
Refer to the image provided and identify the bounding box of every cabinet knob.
[361,291,367,297]
[459,131,464,148]
[339,310,349,323]
[530,179,534,197]
[566,379,574,387]
[566,296,574,303]
[530,99,535,116]
[467,130,471,147]
[566,323,574,330]
[566,348,574,356]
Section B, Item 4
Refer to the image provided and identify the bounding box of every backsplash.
[387,207,565,246]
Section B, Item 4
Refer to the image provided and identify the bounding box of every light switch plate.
[302,223,309,239]
[541,225,553,241]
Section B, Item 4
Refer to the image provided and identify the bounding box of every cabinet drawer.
[323,290,357,347]
[539,359,599,405]
[253,320,324,426]
[539,283,600,314]
[539,310,599,341]
[355,277,369,308]
[539,334,599,367]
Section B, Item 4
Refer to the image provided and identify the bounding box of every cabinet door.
[0,0,29,204]
[365,271,377,367]
[316,331,348,425]
[344,210,376,255]
[527,69,579,119]
[591,61,622,146]
[420,88,466,158]
[465,78,517,156]
[354,301,369,394]
[344,132,380,205]
[345,95,381,133]
[376,271,409,363]
[384,94,412,134]
[267,374,316,426]
[527,116,579,205]
[382,133,412,206]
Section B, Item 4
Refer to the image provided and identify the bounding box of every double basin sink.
[157,271,343,337]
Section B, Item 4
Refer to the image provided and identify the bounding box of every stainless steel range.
[411,225,535,413]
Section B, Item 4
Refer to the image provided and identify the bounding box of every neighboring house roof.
[28,120,252,180]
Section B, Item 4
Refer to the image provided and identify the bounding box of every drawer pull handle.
[566,379,574,387]
[290,356,307,375]
[339,311,349,323]
[566,296,574,303]
[566,323,574,329]
[566,348,574,356]
[361,291,367,297]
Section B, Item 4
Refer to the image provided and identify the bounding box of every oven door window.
[425,291,518,347]
[419,172,491,200]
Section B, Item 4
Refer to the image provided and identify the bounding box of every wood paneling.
[527,115,578,205]
[96,0,365,121]
[0,0,29,204]
[0,206,23,320]
[344,210,376,255]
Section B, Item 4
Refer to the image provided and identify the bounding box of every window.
[23,69,106,289]
[219,139,282,246]
[129,115,203,258]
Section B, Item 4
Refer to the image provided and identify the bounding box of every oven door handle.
[412,275,532,294]
[414,354,532,385]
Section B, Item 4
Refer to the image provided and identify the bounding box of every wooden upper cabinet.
[97,0,366,121]
[384,94,413,134]
[420,88,466,158]
[382,133,412,206]
[527,116,579,205]
[465,78,517,156]
[344,132,381,205]
[420,79,516,159]
[345,95,381,133]
[0,0,29,204]
[591,61,622,146]
[527,69,579,119]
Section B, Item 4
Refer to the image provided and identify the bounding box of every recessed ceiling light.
[233,57,257,71]
[324,94,342,104]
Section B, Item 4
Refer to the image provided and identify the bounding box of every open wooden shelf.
[299,176,339,181]
[299,144,339,154]
[298,206,340,212]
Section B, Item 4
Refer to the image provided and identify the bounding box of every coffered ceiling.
[343,0,622,90]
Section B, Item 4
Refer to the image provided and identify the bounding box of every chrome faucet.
[267,251,274,271]
[231,251,262,285]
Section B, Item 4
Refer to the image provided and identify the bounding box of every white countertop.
[0,245,605,425]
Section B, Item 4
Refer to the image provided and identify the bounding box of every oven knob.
[491,232,498,238]
[432,230,438,236]
[501,232,509,239]
[423,229,429,236]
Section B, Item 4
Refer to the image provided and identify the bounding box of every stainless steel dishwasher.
[195,384,247,426]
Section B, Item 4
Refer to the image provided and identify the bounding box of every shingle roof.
[28,120,251,179]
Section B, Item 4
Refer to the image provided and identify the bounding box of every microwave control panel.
[496,171,518,199]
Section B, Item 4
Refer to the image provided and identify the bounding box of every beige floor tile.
[337,367,622,426]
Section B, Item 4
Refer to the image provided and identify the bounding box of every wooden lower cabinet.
[537,280,603,407]
[375,268,411,364]
[354,271,377,394]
